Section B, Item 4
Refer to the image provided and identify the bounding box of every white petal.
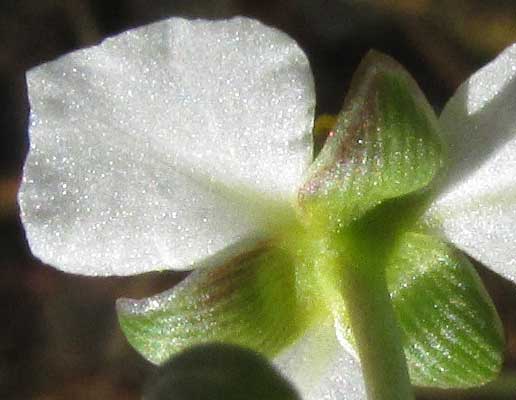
[274,319,366,400]
[18,17,315,276]
[427,43,516,283]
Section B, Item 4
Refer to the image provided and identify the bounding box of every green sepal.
[387,232,504,388]
[299,51,444,230]
[144,343,300,400]
[117,244,312,365]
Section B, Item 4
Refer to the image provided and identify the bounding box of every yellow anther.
[313,114,338,139]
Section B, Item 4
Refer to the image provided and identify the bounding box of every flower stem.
[341,259,414,400]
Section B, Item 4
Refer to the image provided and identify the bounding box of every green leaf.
[144,343,300,400]
[299,51,444,230]
[117,244,315,364]
[387,232,504,388]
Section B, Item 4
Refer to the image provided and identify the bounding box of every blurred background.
[1,1,516,399]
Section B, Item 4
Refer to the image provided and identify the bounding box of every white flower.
[425,45,516,283]
[19,17,314,276]
[18,16,516,400]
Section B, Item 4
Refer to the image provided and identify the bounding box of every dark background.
[1,1,516,399]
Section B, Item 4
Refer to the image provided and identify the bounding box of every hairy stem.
[341,257,414,400]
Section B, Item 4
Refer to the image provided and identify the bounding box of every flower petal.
[18,17,314,275]
[274,318,366,400]
[427,43,516,283]
[117,244,315,365]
